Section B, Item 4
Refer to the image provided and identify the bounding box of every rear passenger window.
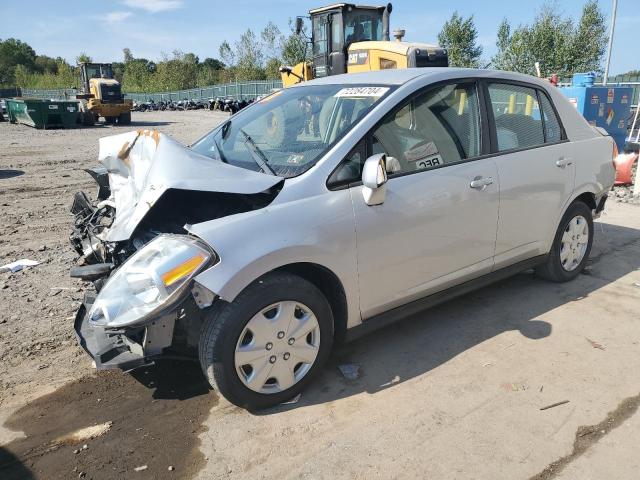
[488,83,544,151]
[539,93,563,143]
[371,82,481,174]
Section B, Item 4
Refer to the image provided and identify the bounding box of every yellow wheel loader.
[280,3,448,87]
[76,63,132,126]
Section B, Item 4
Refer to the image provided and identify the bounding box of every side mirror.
[361,153,387,206]
[295,17,304,35]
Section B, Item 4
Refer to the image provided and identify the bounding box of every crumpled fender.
[97,130,281,242]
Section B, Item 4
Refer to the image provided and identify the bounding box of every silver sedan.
[72,68,616,409]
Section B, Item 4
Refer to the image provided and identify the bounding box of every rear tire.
[118,112,131,125]
[535,201,594,282]
[198,272,334,410]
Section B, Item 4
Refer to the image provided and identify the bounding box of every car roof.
[295,68,551,88]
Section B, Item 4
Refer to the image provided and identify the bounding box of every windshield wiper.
[239,129,276,175]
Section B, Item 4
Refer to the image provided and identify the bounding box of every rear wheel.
[198,272,333,409]
[118,112,131,125]
[535,201,593,282]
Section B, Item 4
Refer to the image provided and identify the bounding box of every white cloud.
[120,0,183,13]
[105,11,132,23]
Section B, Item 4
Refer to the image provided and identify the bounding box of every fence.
[19,88,77,99]
[0,87,21,98]
[13,81,283,102]
[7,76,640,106]
[125,81,283,102]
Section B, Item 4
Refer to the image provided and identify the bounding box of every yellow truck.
[77,63,132,125]
[280,3,448,87]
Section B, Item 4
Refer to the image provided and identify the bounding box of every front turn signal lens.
[161,253,207,287]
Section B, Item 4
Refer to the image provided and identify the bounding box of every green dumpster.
[5,98,79,129]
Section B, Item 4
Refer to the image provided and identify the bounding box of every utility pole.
[603,0,618,86]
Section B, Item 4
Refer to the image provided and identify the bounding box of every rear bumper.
[74,293,176,371]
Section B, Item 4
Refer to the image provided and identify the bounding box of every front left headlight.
[88,234,216,328]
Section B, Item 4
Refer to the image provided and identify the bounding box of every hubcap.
[560,215,589,272]
[234,301,321,394]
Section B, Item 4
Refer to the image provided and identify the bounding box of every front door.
[346,81,500,319]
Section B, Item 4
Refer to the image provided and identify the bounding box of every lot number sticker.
[334,87,389,98]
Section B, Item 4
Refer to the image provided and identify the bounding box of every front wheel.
[118,112,131,125]
[198,272,334,410]
[536,200,594,282]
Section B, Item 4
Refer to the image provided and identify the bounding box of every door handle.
[470,176,493,189]
[556,157,573,168]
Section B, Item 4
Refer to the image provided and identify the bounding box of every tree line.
[0,1,630,92]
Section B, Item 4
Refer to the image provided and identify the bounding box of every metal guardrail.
[16,81,283,102]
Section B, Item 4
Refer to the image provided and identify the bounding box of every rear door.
[484,82,575,268]
[330,81,500,319]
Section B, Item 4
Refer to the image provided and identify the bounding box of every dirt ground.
[1,111,640,480]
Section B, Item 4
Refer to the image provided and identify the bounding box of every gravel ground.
[0,110,227,408]
[2,111,640,480]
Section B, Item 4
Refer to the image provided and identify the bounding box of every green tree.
[0,38,37,85]
[492,2,608,77]
[569,0,607,73]
[280,18,310,66]
[437,12,483,68]
[76,52,92,64]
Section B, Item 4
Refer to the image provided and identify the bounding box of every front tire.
[118,112,131,125]
[199,272,334,410]
[536,200,594,282]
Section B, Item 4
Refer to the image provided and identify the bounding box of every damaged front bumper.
[74,293,176,370]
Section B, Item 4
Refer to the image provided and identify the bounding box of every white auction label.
[334,87,389,98]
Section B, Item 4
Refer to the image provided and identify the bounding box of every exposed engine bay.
[69,130,282,282]
[69,129,283,369]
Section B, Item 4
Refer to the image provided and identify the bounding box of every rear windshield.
[191,84,394,178]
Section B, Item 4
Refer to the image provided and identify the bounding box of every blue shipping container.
[560,79,632,150]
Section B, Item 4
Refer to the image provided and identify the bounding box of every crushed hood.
[98,130,281,242]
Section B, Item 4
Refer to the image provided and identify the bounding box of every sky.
[1,0,637,75]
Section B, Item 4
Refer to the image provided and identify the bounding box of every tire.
[535,200,594,282]
[118,112,131,125]
[82,111,95,126]
[104,116,117,125]
[198,272,334,410]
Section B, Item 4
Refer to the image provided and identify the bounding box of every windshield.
[85,64,114,79]
[191,84,393,178]
[344,9,383,44]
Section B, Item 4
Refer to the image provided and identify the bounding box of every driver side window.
[372,82,481,175]
[327,82,481,188]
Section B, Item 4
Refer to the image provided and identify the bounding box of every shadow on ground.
[259,221,640,414]
[0,447,33,479]
[0,170,24,179]
[128,120,174,127]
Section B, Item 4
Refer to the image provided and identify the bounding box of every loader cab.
[309,3,390,78]
[79,63,123,103]
[79,63,115,94]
